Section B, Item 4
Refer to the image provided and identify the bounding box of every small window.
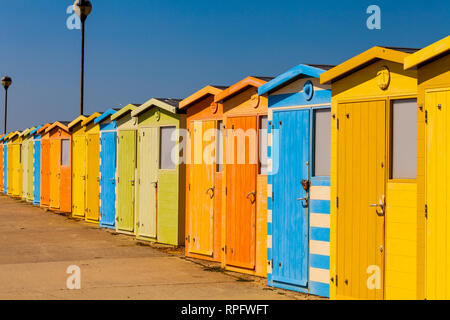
[61,139,70,166]
[314,109,331,177]
[391,99,417,179]
[259,116,268,175]
[216,121,223,172]
[160,126,176,170]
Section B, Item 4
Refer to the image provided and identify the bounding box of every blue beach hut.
[258,64,333,297]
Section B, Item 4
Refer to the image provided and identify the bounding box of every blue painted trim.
[268,279,309,295]
[310,200,330,214]
[259,64,326,96]
[268,90,331,109]
[310,178,330,186]
[309,282,330,298]
[310,254,330,269]
[311,227,331,242]
[29,126,42,137]
[94,108,118,124]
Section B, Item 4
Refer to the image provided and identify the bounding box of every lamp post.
[73,0,92,116]
[1,76,12,135]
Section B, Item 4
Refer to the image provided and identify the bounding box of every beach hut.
[258,64,333,297]
[2,133,11,194]
[94,108,120,229]
[38,125,51,207]
[46,122,72,213]
[68,115,88,218]
[179,85,227,262]
[8,131,23,198]
[0,134,4,193]
[20,128,35,201]
[404,36,450,300]
[111,104,140,235]
[321,46,420,300]
[32,124,50,205]
[81,113,103,223]
[131,98,185,245]
[214,76,272,277]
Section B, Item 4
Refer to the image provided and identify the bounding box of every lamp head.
[73,0,92,21]
[1,76,12,90]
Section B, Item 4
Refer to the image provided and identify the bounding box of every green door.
[137,127,158,239]
[117,130,137,233]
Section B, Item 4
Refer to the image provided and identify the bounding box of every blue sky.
[0,0,448,131]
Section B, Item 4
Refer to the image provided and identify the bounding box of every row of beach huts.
[0,35,449,300]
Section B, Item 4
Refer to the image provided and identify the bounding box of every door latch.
[369,195,386,217]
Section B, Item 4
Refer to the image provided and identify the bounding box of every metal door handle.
[297,196,309,207]
[246,191,256,204]
[152,181,158,188]
[206,187,215,199]
[370,195,386,217]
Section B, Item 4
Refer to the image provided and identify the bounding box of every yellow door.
[426,88,450,299]
[72,135,86,217]
[337,100,386,300]
[188,121,216,256]
[86,133,100,222]
[50,139,61,209]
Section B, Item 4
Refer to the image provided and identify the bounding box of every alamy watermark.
[66,5,81,30]
[66,265,81,290]
[366,5,381,30]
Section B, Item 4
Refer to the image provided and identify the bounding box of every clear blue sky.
[0,0,448,131]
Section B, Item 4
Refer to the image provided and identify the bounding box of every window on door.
[216,121,223,172]
[390,99,417,179]
[61,139,70,166]
[259,116,268,175]
[313,108,331,177]
[160,126,176,170]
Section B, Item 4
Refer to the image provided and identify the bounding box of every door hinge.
[336,118,339,130]
[336,197,339,209]
[225,187,227,196]
[425,204,428,219]
[425,110,428,124]
[336,275,338,286]
[188,184,190,191]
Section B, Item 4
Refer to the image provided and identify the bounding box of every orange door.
[225,116,257,269]
[60,139,71,213]
[188,120,216,256]
[50,139,61,209]
[0,145,3,193]
[40,139,51,206]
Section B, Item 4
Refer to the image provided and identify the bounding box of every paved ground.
[0,194,318,300]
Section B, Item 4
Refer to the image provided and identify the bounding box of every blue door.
[33,138,41,205]
[3,144,7,194]
[99,131,117,228]
[272,109,310,287]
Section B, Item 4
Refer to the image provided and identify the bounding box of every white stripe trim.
[267,184,272,198]
[310,213,330,228]
[310,267,329,284]
[310,186,330,201]
[267,235,272,249]
[267,209,272,223]
[310,240,330,256]
[268,133,272,147]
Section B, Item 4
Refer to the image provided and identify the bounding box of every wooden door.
[425,89,450,299]
[72,135,86,217]
[22,142,28,199]
[27,140,34,200]
[50,139,61,209]
[272,109,310,287]
[33,140,40,203]
[225,116,257,269]
[188,120,216,256]
[40,139,50,205]
[336,101,386,300]
[137,127,158,238]
[86,133,100,222]
[0,143,3,193]
[117,130,137,232]
[3,144,7,193]
[99,132,117,227]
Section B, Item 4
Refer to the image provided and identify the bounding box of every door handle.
[206,187,215,199]
[246,191,256,204]
[152,181,158,188]
[370,195,386,217]
[297,196,309,208]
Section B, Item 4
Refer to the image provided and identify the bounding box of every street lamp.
[1,76,12,135]
[73,0,92,116]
